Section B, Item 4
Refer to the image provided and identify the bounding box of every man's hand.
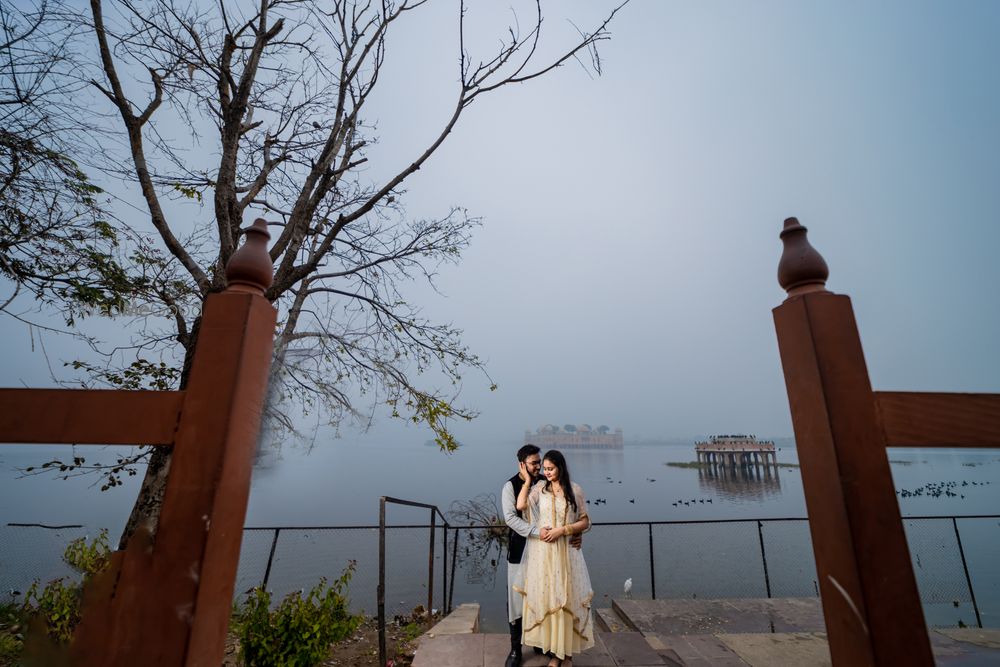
[570,532,583,550]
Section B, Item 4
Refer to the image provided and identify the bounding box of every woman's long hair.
[542,450,577,513]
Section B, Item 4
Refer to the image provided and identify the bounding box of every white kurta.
[515,480,594,659]
[501,479,538,623]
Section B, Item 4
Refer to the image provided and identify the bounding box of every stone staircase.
[411,598,1000,666]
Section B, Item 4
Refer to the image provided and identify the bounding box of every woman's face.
[542,459,561,482]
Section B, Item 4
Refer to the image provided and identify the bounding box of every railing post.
[378,497,387,667]
[442,522,448,617]
[647,523,656,599]
[952,517,983,628]
[757,520,772,599]
[261,528,281,591]
[68,219,277,667]
[427,508,436,622]
[773,218,932,666]
[449,527,459,613]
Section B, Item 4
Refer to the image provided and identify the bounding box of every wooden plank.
[0,389,183,445]
[875,392,1000,448]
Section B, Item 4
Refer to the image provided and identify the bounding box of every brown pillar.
[773,218,932,666]
[72,220,278,666]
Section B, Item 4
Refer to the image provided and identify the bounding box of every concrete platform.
[612,597,825,635]
[411,599,1000,666]
[416,631,642,667]
[716,632,829,666]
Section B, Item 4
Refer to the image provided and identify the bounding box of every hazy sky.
[3,0,999,446]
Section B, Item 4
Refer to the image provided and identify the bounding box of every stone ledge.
[424,602,480,638]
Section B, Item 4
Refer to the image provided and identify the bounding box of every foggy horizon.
[3,1,999,451]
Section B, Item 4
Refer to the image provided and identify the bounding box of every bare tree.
[13,0,626,547]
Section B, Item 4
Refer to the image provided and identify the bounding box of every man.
[501,444,582,667]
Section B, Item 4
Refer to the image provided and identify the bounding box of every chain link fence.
[3,515,997,631]
[0,523,90,600]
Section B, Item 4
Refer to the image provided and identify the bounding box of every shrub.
[0,601,26,664]
[233,561,362,667]
[21,530,111,643]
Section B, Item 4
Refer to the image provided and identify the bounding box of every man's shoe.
[504,649,523,667]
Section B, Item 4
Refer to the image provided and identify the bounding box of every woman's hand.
[541,526,564,543]
[518,460,532,483]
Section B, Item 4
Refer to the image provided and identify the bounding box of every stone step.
[425,602,479,636]
[595,607,632,633]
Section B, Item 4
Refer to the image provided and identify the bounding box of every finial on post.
[778,217,829,297]
[225,218,274,294]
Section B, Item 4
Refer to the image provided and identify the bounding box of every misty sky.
[3,1,999,446]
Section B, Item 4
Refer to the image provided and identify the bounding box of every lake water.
[1,436,998,631]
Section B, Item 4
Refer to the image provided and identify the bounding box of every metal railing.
[3,512,996,666]
[376,496,452,667]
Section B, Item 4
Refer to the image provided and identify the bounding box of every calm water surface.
[2,437,998,630]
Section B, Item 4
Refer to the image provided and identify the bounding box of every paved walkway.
[411,599,1000,666]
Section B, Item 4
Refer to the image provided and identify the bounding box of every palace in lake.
[694,434,777,468]
[525,424,624,449]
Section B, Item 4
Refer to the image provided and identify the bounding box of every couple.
[501,445,593,667]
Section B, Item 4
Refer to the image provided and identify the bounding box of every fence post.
[427,509,436,622]
[647,523,656,599]
[378,497,387,667]
[442,523,448,617]
[952,517,983,628]
[261,528,281,591]
[449,527,459,613]
[757,520,772,599]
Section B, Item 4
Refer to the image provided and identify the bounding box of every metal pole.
[428,508,436,623]
[648,523,656,599]
[757,520,772,599]
[448,527,459,613]
[442,522,448,617]
[378,497,387,667]
[952,517,983,628]
[261,528,281,591]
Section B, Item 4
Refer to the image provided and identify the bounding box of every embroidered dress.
[515,480,594,659]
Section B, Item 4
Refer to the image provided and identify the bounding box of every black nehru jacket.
[506,473,534,564]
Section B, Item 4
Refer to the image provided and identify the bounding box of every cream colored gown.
[515,480,594,659]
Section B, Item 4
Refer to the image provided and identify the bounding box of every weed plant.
[232,561,362,666]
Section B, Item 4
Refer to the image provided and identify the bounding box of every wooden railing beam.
[0,389,183,445]
[875,392,1000,448]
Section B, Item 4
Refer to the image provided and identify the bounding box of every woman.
[514,450,594,667]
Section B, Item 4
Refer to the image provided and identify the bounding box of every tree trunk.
[117,317,201,550]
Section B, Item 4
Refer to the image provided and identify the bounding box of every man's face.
[523,453,541,479]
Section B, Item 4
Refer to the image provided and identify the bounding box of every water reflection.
[561,448,625,480]
[697,462,783,501]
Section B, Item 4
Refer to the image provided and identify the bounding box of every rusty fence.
[3,513,997,659]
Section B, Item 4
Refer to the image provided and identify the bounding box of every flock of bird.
[672,498,712,506]
[896,479,990,499]
[583,476,671,506]
[580,475,717,508]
